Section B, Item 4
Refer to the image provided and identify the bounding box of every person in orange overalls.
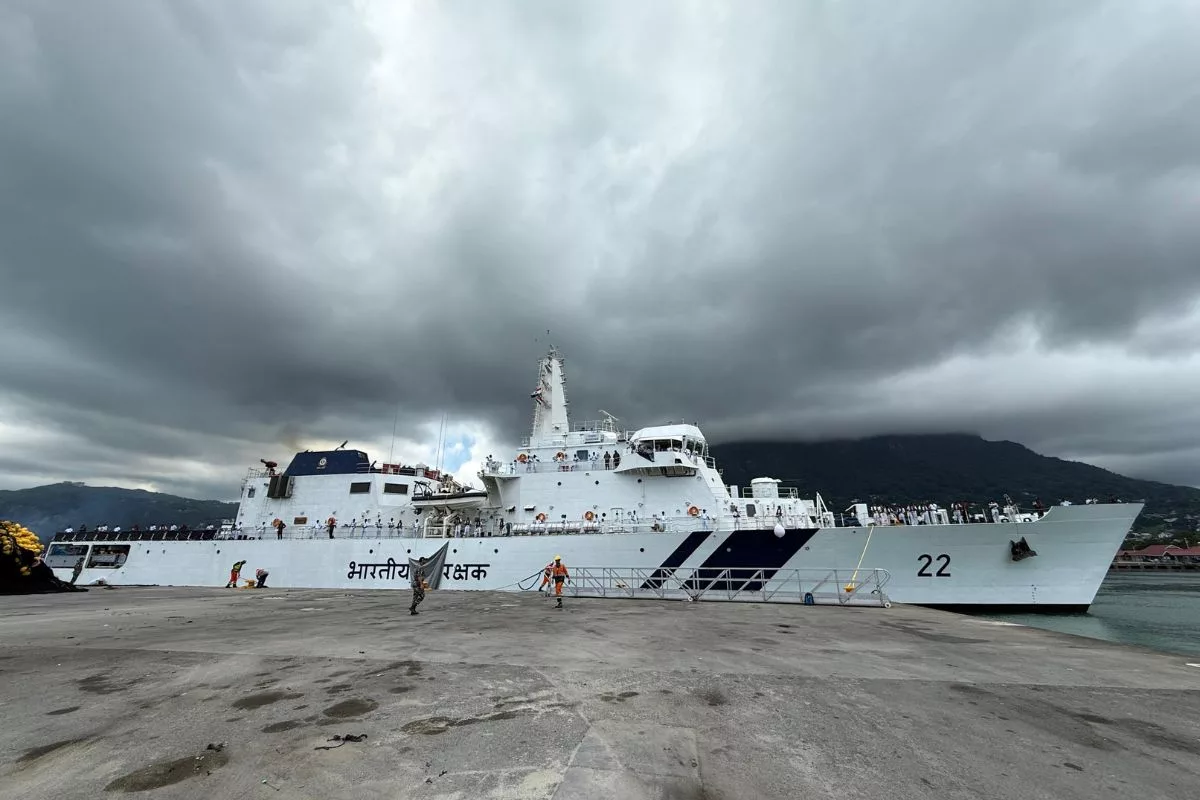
[538,560,555,594]
[225,559,247,588]
[550,556,569,608]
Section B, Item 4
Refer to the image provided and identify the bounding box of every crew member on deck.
[550,556,569,609]
[255,567,269,588]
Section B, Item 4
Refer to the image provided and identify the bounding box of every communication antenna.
[388,404,400,463]
[598,409,619,431]
[434,412,448,471]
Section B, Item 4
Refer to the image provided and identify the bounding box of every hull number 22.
[917,553,951,577]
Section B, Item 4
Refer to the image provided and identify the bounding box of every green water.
[985,573,1200,657]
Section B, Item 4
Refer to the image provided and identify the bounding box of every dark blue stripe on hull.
[689,528,819,592]
[641,530,712,589]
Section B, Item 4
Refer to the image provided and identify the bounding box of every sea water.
[986,573,1200,657]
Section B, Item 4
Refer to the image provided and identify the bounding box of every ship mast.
[529,347,570,447]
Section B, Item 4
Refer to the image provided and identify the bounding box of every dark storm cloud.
[3,0,1200,497]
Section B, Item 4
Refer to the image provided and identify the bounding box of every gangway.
[563,566,892,607]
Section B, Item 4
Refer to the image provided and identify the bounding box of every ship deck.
[2,588,1198,799]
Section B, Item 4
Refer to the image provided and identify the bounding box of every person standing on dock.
[409,556,429,616]
[225,559,247,588]
[538,560,555,594]
[550,556,569,609]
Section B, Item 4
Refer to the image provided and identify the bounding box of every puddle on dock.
[231,691,303,710]
[323,698,378,718]
[104,750,228,792]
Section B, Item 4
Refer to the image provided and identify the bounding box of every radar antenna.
[598,409,620,432]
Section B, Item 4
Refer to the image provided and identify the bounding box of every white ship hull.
[51,502,1139,611]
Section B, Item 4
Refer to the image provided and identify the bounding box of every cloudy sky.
[2,0,1200,500]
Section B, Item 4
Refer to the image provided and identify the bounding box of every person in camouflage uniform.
[409,556,428,615]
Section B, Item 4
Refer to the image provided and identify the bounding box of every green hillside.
[0,482,238,541]
[710,434,1200,538]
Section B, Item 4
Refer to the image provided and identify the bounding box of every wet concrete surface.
[1,587,1198,799]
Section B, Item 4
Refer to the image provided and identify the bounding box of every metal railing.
[563,566,892,607]
[484,460,622,476]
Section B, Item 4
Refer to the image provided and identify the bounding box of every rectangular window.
[247,487,256,498]
[745,503,756,517]
[293,516,308,525]
[87,544,130,568]
[349,482,371,494]
[384,483,408,495]
[45,543,89,569]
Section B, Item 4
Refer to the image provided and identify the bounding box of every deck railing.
[564,566,892,607]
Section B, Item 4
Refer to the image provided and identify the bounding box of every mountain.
[710,434,1200,536]
[0,482,238,540]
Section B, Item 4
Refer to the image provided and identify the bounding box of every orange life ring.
[583,511,595,522]
[687,506,700,517]
[555,451,567,461]
[326,517,336,525]
[535,513,547,523]
[517,453,528,463]
[272,518,282,526]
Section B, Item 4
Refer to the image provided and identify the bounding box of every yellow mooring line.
[845,524,875,593]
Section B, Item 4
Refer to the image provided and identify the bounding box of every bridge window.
[384,483,408,495]
[349,482,371,494]
[88,545,130,568]
[44,543,89,569]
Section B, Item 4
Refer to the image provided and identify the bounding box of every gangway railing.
[564,566,892,607]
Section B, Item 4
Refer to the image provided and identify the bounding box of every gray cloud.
[3,0,1200,499]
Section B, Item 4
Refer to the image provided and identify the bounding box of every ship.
[41,348,1141,611]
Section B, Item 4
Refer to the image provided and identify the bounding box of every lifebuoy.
[583,511,595,522]
[272,518,282,526]
[555,451,567,461]
[517,453,528,463]
[687,506,700,517]
[535,513,547,523]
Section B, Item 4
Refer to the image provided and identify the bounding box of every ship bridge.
[620,423,714,477]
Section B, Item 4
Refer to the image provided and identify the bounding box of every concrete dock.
[2,588,1198,800]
